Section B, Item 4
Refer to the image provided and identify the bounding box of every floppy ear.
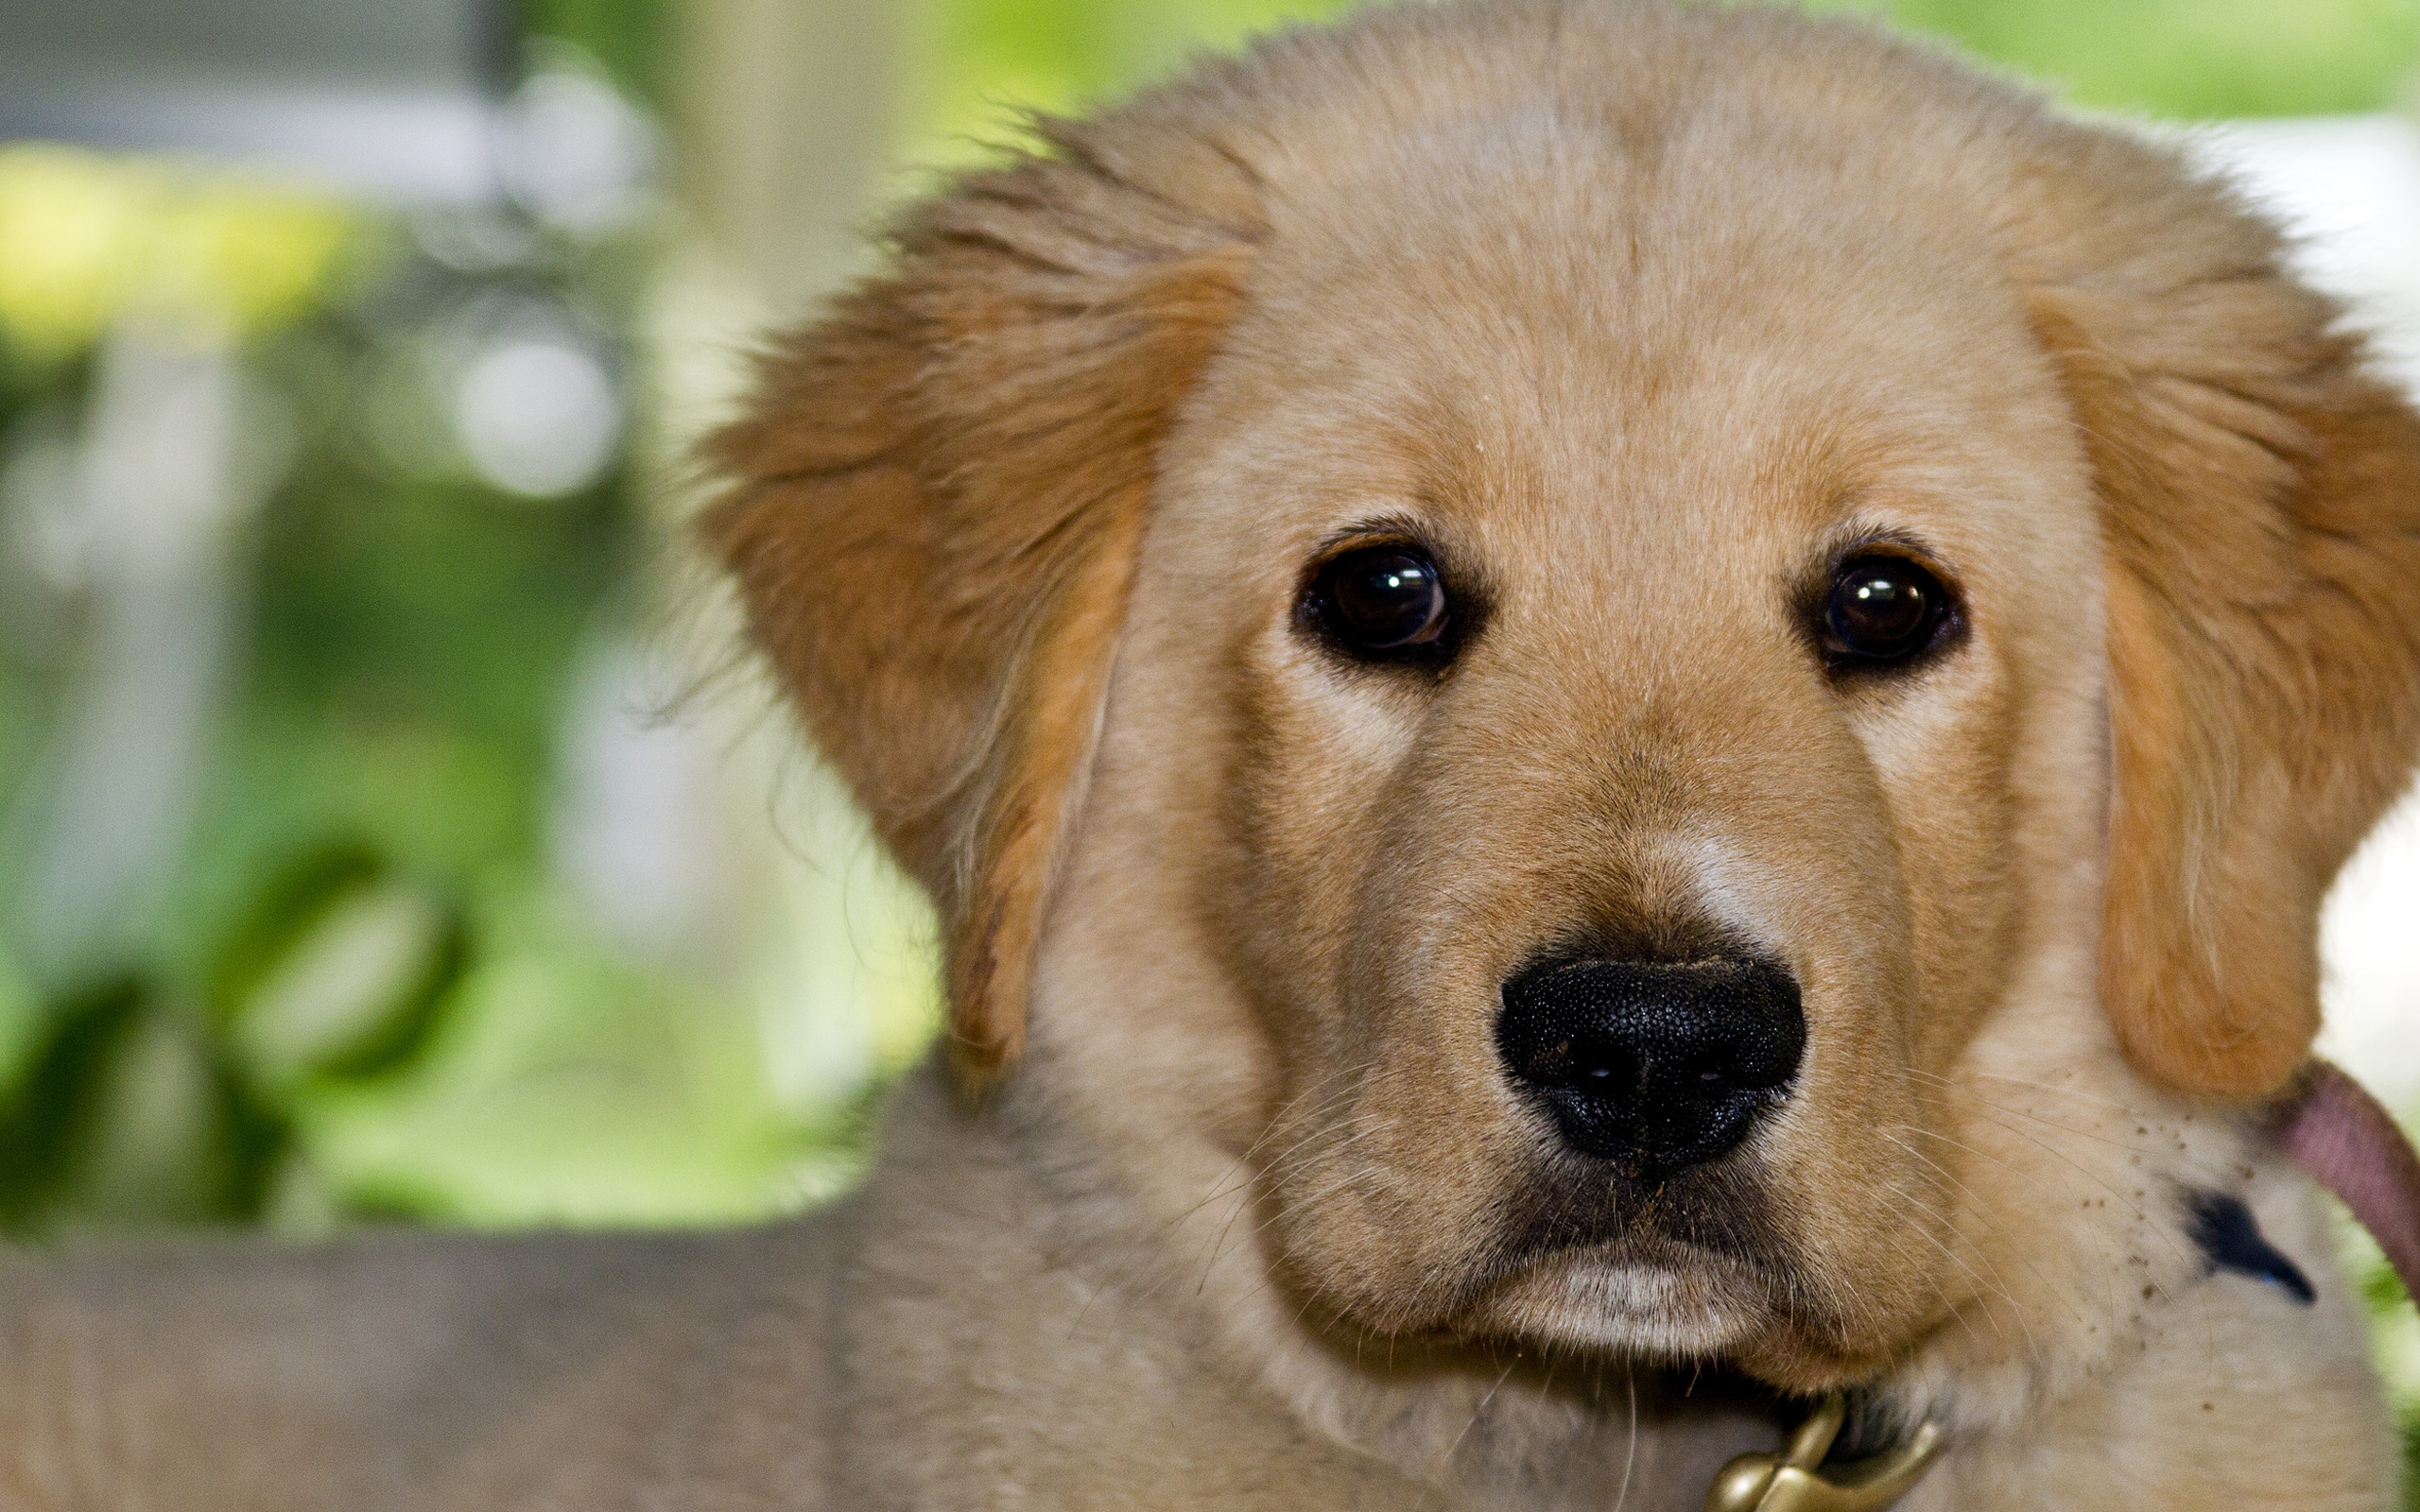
[702,121,1258,1075]
[2017,159,2420,1099]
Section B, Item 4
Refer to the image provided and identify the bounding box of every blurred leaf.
[0,975,138,1218]
[2406,1412,2420,1512]
[0,949,43,1098]
[208,843,382,1005]
[285,882,848,1228]
[145,187,358,336]
[2371,1252,2415,1315]
[0,979,278,1233]
[0,148,147,365]
[209,842,467,1094]
[904,0,2420,178]
[522,0,674,111]
[54,1005,261,1228]
[234,885,463,1087]
[0,146,354,365]
[907,0,1347,168]
[1809,0,2420,119]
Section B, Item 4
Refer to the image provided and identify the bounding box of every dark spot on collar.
[2184,1189,2315,1306]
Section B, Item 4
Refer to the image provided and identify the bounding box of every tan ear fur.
[2014,152,2420,1098]
[702,120,1258,1074]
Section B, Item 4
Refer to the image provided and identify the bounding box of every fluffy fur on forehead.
[705,0,2420,1094]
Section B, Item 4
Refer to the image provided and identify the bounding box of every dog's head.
[709,4,2420,1394]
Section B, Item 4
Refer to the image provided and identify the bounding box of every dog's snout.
[1496,956,1806,1177]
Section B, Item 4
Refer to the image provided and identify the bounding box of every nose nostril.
[1550,1040,1642,1093]
[1496,953,1806,1176]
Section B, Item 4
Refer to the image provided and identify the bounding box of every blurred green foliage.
[2348,1236,2420,1508]
[916,0,1345,156]
[0,845,459,1235]
[524,0,677,108]
[0,148,353,362]
[0,126,853,1233]
[1836,0,2420,118]
[905,0,2420,169]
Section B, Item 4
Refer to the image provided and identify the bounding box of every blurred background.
[0,0,2413,1488]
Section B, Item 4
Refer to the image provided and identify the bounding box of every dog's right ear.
[2014,141,2420,1100]
[702,121,1259,1077]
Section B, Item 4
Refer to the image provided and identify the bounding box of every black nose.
[1496,955,1806,1177]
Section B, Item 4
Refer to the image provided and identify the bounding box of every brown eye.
[1309,544,1450,658]
[1824,554,1950,666]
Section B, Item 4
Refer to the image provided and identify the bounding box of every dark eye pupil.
[1317,546,1449,654]
[1825,556,1945,663]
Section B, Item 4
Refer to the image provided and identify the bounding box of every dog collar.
[1701,1057,2420,1512]
[1704,1394,1943,1512]
[2276,1058,2420,1302]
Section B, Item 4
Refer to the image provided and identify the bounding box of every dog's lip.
[1493,1229,1776,1288]
[1446,1234,1776,1353]
[1457,1229,1777,1321]
[1494,1160,1792,1276]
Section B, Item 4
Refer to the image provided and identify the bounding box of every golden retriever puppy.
[6,3,2420,1509]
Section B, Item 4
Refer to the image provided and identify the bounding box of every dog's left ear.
[702,118,1259,1078]
[2017,149,2420,1098]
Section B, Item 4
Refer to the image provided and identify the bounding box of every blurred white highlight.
[453,334,621,498]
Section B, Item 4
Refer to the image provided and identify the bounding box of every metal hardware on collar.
[1705,1393,1945,1512]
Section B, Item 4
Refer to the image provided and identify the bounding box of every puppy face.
[709,2,2420,1400]
[1115,141,2103,1379]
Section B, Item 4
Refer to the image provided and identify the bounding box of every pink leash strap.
[2274,1058,2420,1302]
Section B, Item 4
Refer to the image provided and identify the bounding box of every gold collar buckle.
[1705,1393,1944,1512]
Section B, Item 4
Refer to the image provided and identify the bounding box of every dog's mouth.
[1447,1228,1784,1358]
[1413,1156,1806,1358]
[1498,1146,1792,1259]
